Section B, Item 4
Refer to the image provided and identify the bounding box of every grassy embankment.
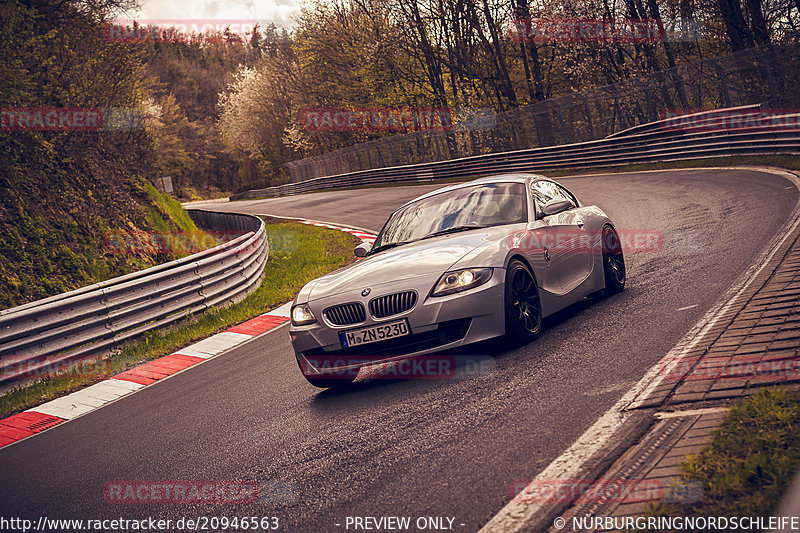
[0,217,358,417]
[0,176,210,310]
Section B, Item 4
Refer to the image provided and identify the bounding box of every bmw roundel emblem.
[361,288,371,297]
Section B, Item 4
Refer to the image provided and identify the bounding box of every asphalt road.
[1,169,797,532]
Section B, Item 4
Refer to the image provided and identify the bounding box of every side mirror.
[541,199,573,217]
[354,242,373,257]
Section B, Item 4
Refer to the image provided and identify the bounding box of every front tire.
[601,226,626,294]
[504,259,542,342]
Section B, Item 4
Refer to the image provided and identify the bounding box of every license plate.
[339,319,410,348]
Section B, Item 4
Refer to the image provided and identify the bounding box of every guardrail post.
[754,50,779,108]
[631,78,658,123]
[707,59,732,108]
[603,86,630,132]
[575,93,596,140]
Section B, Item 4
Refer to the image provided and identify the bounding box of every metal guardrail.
[0,210,269,382]
[285,44,800,181]
[233,105,800,199]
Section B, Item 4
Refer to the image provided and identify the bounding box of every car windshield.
[372,182,527,251]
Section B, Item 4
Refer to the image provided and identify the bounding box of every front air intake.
[369,291,418,319]
[323,303,366,326]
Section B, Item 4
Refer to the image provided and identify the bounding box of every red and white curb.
[298,220,376,245]
[0,223,375,450]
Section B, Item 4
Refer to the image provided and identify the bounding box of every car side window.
[530,180,577,216]
[530,181,556,212]
[554,184,579,208]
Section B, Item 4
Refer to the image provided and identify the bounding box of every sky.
[130,0,302,29]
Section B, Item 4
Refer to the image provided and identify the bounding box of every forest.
[2,0,799,197]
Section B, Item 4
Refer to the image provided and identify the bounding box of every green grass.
[235,154,800,201]
[0,178,221,310]
[143,181,204,235]
[639,388,800,529]
[140,181,221,257]
[0,219,359,418]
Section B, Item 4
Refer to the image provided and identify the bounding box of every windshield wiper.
[421,224,488,240]
[370,241,411,254]
[372,225,488,252]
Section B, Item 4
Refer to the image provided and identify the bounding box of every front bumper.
[290,269,506,375]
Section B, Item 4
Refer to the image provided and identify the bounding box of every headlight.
[431,268,493,297]
[291,304,316,326]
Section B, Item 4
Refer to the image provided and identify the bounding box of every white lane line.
[632,168,800,407]
[479,365,661,532]
[480,168,800,533]
[655,407,729,419]
[676,304,699,311]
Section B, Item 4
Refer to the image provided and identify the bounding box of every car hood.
[303,230,503,301]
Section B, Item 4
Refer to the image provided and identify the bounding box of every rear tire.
[601,226,626,295]
[504,259,542,343]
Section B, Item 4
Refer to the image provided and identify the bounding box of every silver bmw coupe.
[290,174,625,387]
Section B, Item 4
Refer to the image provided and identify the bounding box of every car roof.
[398,173,550,209]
